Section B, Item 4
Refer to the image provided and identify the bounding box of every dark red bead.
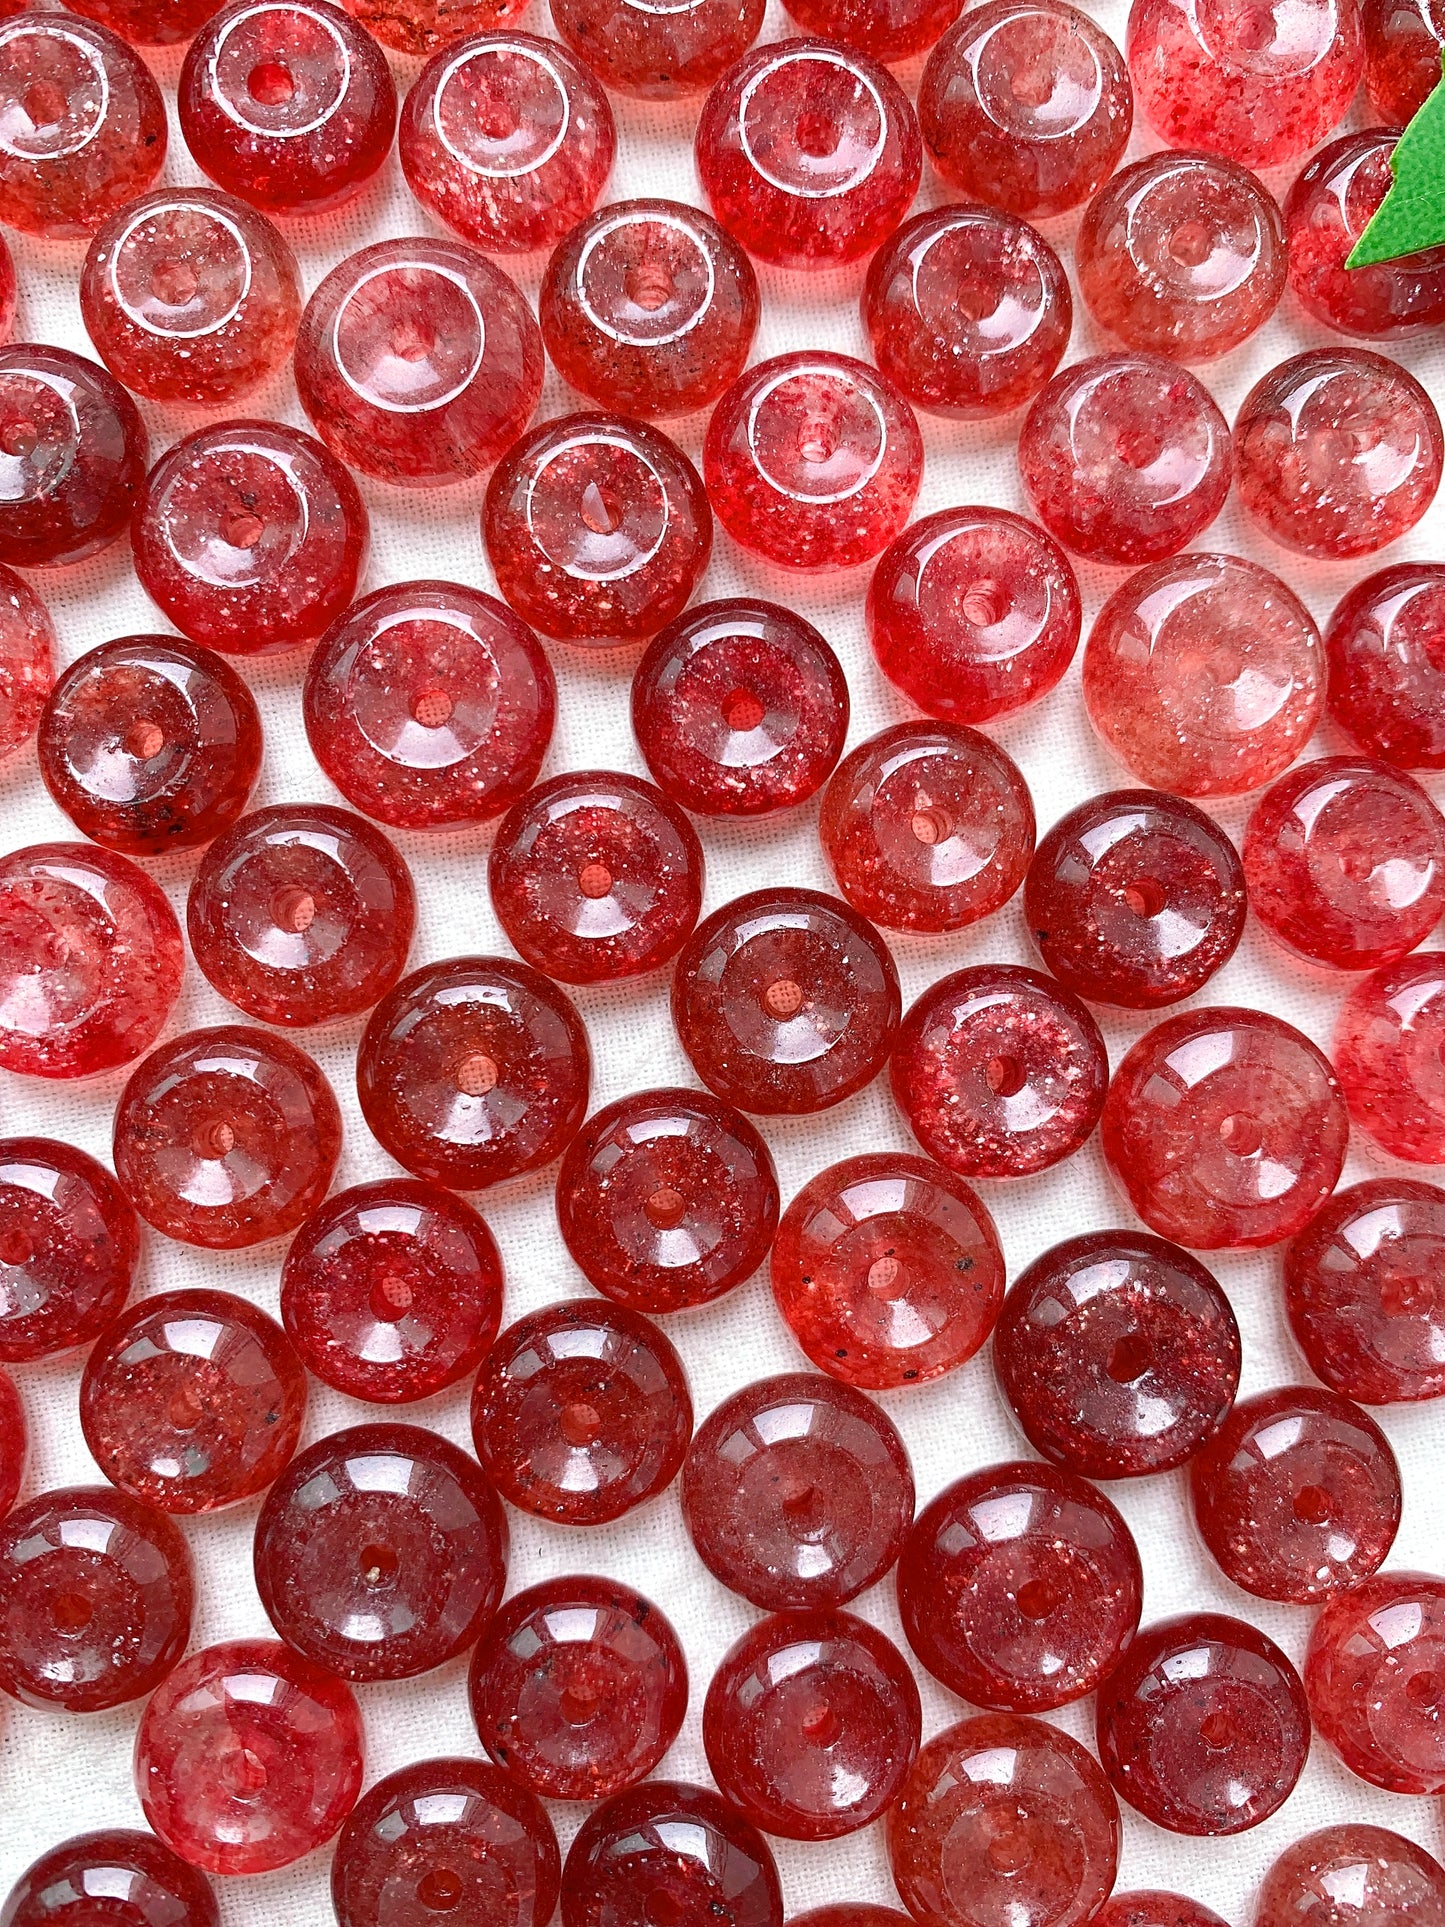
[1365,0,1445,122]
[790,1912,912,1927]
[1306,1571,1445,1791]
[0,567,54,763]
[550,0,761,94]
[1327,564,1445,770]
[784,0,962,56]
[0,1365,20,1519]
[0,346,146,568]
[0,1139,138,1362]
[0,1830,218,1927]
[561,1780,782,1927]
[1258,1828,1445,1927]
[1099,1898,1228,1927]
[1287,131,1445,339]
[1337,954,1445,1161]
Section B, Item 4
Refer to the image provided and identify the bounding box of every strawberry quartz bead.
[1258,1828,1445,1927]
[704,354,922,574]
[891,965,1108,1179]
[357,957,590,1188]
[632,599,848,818]
[1326,565,1445,770]
[1096,1613,1310,1832]
[343,0,527,54]
[792,1912,911,1927]
[682,1371,913,1609]
[1236,349,1444,559]
[0,347,146,569]
[0,1366,21,1517]
[555,1087,778,1313]
[1026,792,1246,1009]
[819,721,1035,934]
[1287,132,1445,339]
[868,506,1081,726]
[281,1179,502,1402]
[1100,1901,1228,1927]
[0,1832,219,1927]
[489,771,704,982]
[898,1460,1143,1710]
[1018,353,1232,567]
[64,0,225,42]
[771,1152,1006,1389]
[400,33,615,255]
[112,1027,342,1247]
[784,0,962,56]
[1077,152,1287,360]
[671,888,900,1116]
[0,845,182,1079]
[1306,1573,1445,1790]
[540,200,758,420]
[255,1422,508,1681]
[468,1576,687,1801]
[1336,954,1445,1161]
[562,1781,782,1927]
[304,582,554,830]
[549,0,761,95]
[1364,0,1445,121]
[0,568,54,763]
[0,1485,191,1709]
[471,1299,691,1525]
[0,1140,138,1362]
[179,0,396,216]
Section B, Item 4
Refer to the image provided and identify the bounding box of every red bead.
[133,422,367,656]
[1327,564,1445,769]
[820,721,1034,934]
[562,1782,781,1927]
[791,1913,912,1927]
[1099,1898,1228,1927]
[0,346,146,568]
[0,844,183,1079]
[0,567,54,763]
[81,190,300,406]
[468,1576,687,1801]
[400,32,615,254]
[868,505,1080,726]
[0,1485,191,1709]
[682,1370,913,1610]
[1306,1571,1445,1790]
[331,1758,558,1927]
[1364,0,1445,121]
[0,1831,218,1927]
[80,1287,306,1512]
[0,1365,21,1518]
[341,0,527,51]
[281,1178,503,1403]
[672,888,900,1116]
[556,1087,778,1314]
[889,1714,1120,1927]
[1102,1007,1349,1247]
[1287,131,1445,339]
[0,1140,138,1362]
[1257,1827,1445,1927]
[39,636,262,857]
[1019,353,1231,565]
[550,0,761,94]
[771,1152,1005,1389]
[179,0,395,215]
[472,1298,690,1525]
[899,1460,1143,1710]
[1097,1612,1310,1833]
[783,0,962,56]
[136,1637,364,1876]
[1336,953,1445,1160]
[63,0,222,41]
[995,1231,1240,1478]
[357,956,590,1188]
[891,964,1108,1179]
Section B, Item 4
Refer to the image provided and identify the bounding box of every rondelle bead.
[133,422,367,657]
[38,636,262,858]
[0,1140,138,1362]
[281,1178,503,1403]
[1306,1571,1445,1790]
[1236,349,1443,559]
[0,1365,21,1518]
[484,413,710,646]
[0,346,146,569]
[471,1298,691,1526]
[771,1152,1005,1390]
[0,1831,219,1927]
[898,1460,1143,1710]
[784,0,961,56]
[995,1231,1240,1478]
[889,1714,1120,1927]
[400,32,615,254]
[80,1287,306,1512]
[1327,565,1445,768]
[1018,352,1232,566]
[0,1485,191,1710]
[696,38,920,269]
[357,956,590,1188]
[468,1576,687,1801]
[1101,1901,1228,1927]
[295,239,544,489]
[1336,953,1445,1161]
[62,0,225,41]
[304,581,555,830]
[704,353,922,574]
[187,804,416,1025]
[682,1370,913,1610]
[863,205,1071,419]
[1364,0,1445,122]
[1257,1827,1445,1927]
[550,0,762,95]
[867,506,1081,726]
[919,0,1132,217]
[179,0,396,215]
[0,567,54,763]
[331,1758,559,1927]
[1102,1007,1350,1247]
[136,1638,364,1876]
[556,1087,778,1314]
[1097,1612,1310,1833]
[891,964,1108,1179]
[80,190,301,407]
[540,199,759,419]
[0,844,183,1079]
[820,720,1034,934]
[671,887,900,1116]
[1083,553,1324,796]
[1287,131,1445,339]
[1026,790,1246,1008]
[561,1781,782,1927]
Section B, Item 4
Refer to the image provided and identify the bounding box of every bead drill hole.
[359,1542,398,1586]
[722,687,766,732]
[645,1897,685,1927]
[389,317,436,363]
[220,1740,269,1798]
[780,1479,826,1537]
[1406,1669,1445,1709]
[985,1054,1026,1097]
[558,1675,603,1725]
[1123,877,1166,917]
[247,60,295,104]
[168,1381,203,1430]
[150,259,198,307]
[794,107,841,156]
[0,1226,32,1266]
[577,862,614,900]
[1219,1112,1263,1156]
[560,1400,602,1446]
[644,1186,687,1229]
[867,1254,901,1296]
[0,420,36,458]
[475,83,519,141]
[986,1822,1034,1876]
[193,1119,236,1159]
[1016,1577,1059,1620]
[417,1869,463,1913]
[1234,3,1276,50]
[1199,1707,1238,1750]
[1107,1331,1152,1383]
[224,509,264,549]
[911,807,952,846]
[1009,62,1055,105]
[1168,219,1214,268]
[798,417,837,464]
[368,1270,415,1322]
[625,261,676,311]
[764,978,805,1019]
[411,687,454,728]
[1117,423,1165,470]
[51,1590,94,1632]
[800,1700,840,1746]
[580,481,621,534]
[962,580,1006,628]
[271,886,316,935]
[22,80,67,128]
[1293,1483,1331,1525]
[455,1052,498,1098]
[124,720,166,761]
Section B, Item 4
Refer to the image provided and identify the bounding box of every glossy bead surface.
[1099,1900,1228,1927]
[556,1087,778,1314]
[550,0,760,94]
[1327,565,1445,769]
[1256,1826,1445,1927]
[1287,131,1445,340]
[62,0,224,42]
[762,1909,908,1927]
[784,0,961,55]
[0,345,146,568]
[1306,1572,1445,1791]
[1365,0,1445,121]
[1336,954,1445,1161]
[561,1781,782,1927]
[471,1299,690,1526]
[899,1460,1142,1711]
[0,1831,219,1927]
[469,1576,687,1802]
[0,568,54,763]
[1097,1613,1310,1833]
[0,1140,138,1363]
[0,1365,21,1518]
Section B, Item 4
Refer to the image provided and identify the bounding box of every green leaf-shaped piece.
[1350,54,1445,267]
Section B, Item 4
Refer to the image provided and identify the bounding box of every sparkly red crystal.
[1098,1898,1228,1927]
[1256,1827,1445,1927]
[0,568,54,763]
[562,1781,781,1927]
[0,1830,219,1927]
[784,0,962,54]
[1287,131,1445,339]
[550,0,761,93]
[64,0,223,40]
[1364,0,1445,121]
[1327,564,1445,769]
[0,346,147,568]
[1336,954,1445,1161]
[0,1365,21,1519]
[0,1140,137,1362]
[1305,1571,1445,1791]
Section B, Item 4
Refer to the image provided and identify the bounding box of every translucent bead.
[784,0,962,56]
[0,345,147,569]
[1306,1572,1445,1792]
[1289,129,1445,341]
[1257,1827,1445,1927]
[1335,953,1445,1161]
[0,1830,218,1927]
[562,1782,782,1927]
[1327,564,1445,769]
[0,566,54,762]
[1364,0,1445,122]
[549,0,763,96]
[341,0,527,53]
[0,1139,139,1362]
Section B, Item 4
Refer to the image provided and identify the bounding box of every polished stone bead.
[784,0,961,55]
[340,0,527,52]
[0,1366,20,1519]
[0,345,146,568]
[1305,1571,1445,1791]
[1097,1903,1229,1927]
[0,568,54,763]
[1364,0,1445,121]
[789,1911,912,1927]
[1256,1826,1445,1927]
[550,0,761,93]
[0,1140,138,1363]
[1336,954,1445,1160]
[561,1781,782,1927]
[1287,131,1445,339]
[1327,564,1445,769]
[62,0,223,39]
[0,1830,219,1927]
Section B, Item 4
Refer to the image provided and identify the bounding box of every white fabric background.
[0,3,1443,1918]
